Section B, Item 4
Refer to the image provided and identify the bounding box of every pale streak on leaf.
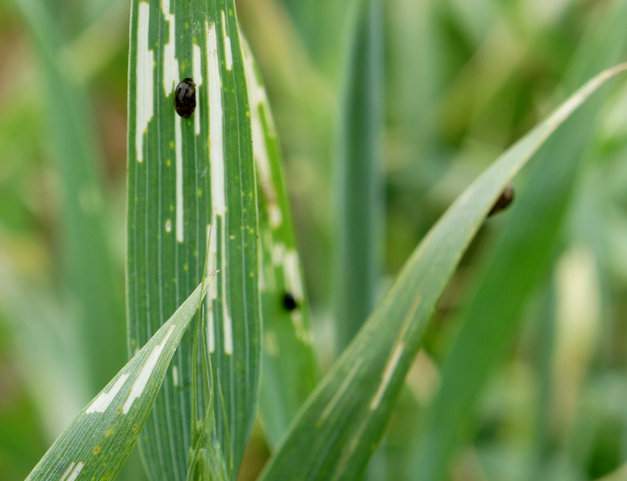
[260,64,627,481]
[25,282,207,481]
[136,2,153,164]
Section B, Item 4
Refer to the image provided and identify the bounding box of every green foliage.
[411,2,627,480]
[2,1,627,481]
[260,66,627,481]
[335,0,384,350]
[126,1,260,479]
[26,281,207,481]
[242,41,319,447]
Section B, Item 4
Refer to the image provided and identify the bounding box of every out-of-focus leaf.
[260,62,627,481]
[335,0,384,350]
[241,40,318,448]
[13,0,125,391]
[411,2,627,479]
[278,0,352,75]
[0,259,88,436]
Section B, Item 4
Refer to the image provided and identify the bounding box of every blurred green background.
[2,0,627,480]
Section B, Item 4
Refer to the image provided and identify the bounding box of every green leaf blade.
[411,2,627,479]
[25,282,206,481]
[335,0,384,350]
[127,1,260,479]
[241,41,319,447]
[260,65,627,481]
[14,0,125,392]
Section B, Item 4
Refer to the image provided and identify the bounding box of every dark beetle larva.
[281,292,298,312]
[174,78,196,118]
[488,184,515,217]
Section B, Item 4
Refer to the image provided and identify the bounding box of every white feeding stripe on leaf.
[161,0,183,243]
[60,462,84,481]
[175,116,184,243]
[172,366,179,386]
[206,21,233,356]
[242,41,280,226]
[193,44,203,135]
[284,250,304,299]
[136,2,154,163]
[123,325,176,413]
[162,0,178,95]
[85,374,130,414]
[271,243,286,268]
[269,205,282,228]
[207,23,226,216]
[370,343,404,410]
[221,11,233,71]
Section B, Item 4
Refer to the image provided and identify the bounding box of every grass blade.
[335,0,384,350]
[126,0,260,479]
[410,3,627,479]
[241,41,319,447]
[260,65,627,481]
[278,0,352,75]
[25,281,207,481]
[0,260,88,436]
[13,0,125,391]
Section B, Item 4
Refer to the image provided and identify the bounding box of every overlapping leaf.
[25,281,207,481]
[260,65,627,481]
[411,2,627,479]
[241,41,318,448]
[127,0,260,479]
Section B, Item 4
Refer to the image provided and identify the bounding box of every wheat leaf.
[25,281,207,481]
[260,64,627,481]
[126,1,261,479]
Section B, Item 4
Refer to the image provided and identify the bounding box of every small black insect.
[488,184,515,217]
[281,292,298,312]
[174,78,196,118]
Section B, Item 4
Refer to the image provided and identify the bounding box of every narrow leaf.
[242,41,319,447]
[126,0,261,479]
[411,3,627,479]
[25,281,206,481]
[335,0,384,350]
[14,0,125,391]
[260,65,627,481]
[0,260,88,436]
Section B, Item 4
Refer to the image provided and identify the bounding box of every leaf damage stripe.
[85,374,130,414]
[370,343,404,410]
[207,22,226,217]
[123,325,176,414]
[136,2,154,164]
